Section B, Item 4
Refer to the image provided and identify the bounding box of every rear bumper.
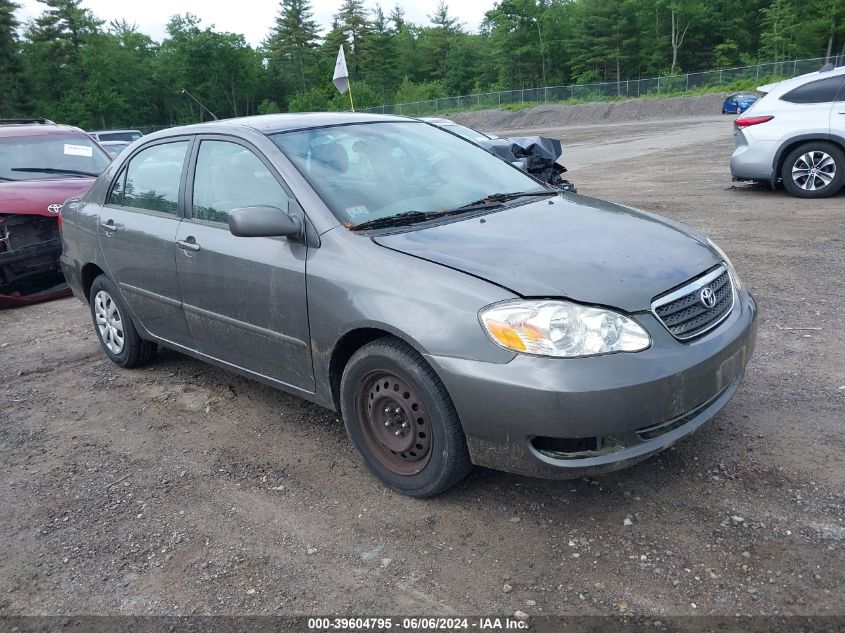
[428,291,758,479]
[729,133,777,182]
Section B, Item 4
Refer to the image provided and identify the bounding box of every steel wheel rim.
[792,151,835,191]
[354,371,433,476]
[94,290,125,355]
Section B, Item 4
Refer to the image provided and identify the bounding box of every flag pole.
[347,80,355,112]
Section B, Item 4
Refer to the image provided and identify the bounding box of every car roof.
[757,64,845,95]
[0,122,89,138]
[89,129,142,134]
[141,112,412,142]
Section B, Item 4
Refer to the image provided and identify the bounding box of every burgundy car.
[0,119,110,308]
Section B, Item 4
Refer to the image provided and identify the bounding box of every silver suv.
[730,64,845,198]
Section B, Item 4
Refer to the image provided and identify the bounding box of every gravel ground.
[0,114,843,620]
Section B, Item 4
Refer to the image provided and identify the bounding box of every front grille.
[652,265,734,340]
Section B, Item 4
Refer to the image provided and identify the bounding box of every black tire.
[340,337,472,497]
[89,274,156,368]
[781,141,845,199]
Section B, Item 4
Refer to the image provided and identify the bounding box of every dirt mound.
[451,92,729,131]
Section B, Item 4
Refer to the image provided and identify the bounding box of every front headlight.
[707,237,744,291]
[480,300,650,358]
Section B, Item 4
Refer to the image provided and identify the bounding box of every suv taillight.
[735,115,774,128]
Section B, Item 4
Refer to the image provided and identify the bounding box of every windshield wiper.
[352,211,437,231]
[352,191,558,231]
[453,189,557,211]
[12,167,99,177]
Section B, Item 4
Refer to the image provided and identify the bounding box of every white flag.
[333,45,349,94]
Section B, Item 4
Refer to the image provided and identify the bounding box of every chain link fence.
[362,56,842,117]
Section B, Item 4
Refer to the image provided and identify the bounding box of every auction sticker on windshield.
[64,144,93,157]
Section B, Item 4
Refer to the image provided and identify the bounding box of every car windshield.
[0,134,110,181]
[271,121,544,227]
[103,143,129,158]
[97,131,142,142]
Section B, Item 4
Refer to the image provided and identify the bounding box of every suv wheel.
[89,275,156,368]
[340,337,472,497]
[781,142,845,198]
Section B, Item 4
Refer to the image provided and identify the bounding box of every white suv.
[730,64,845,198]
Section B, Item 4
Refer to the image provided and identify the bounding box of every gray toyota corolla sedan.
[60,113,758,497]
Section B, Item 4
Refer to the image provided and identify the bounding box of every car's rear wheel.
[89,275,156,368]
[781,142,845,198]
[340,337,472,497]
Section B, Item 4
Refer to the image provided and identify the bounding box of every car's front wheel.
[89,275,156,368]
[340,337,472,497]
[781,142,845,198]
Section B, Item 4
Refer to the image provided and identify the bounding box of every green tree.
[21,0,104,124]
[334,0,370,80]
[417,1,462,82]
[389,4,422,83]
[360,6,399,101]
[0,0,24,116]
[759,0,798,62]
[266,0,320,94]
[155,14,262,123]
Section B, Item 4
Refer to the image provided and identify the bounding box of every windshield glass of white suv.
[0,134,110,181]
[272,121,541,225]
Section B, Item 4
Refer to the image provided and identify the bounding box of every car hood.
[372,194,720,312]
[0,178,94,217]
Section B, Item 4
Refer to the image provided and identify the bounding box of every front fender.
[306,227,516,409]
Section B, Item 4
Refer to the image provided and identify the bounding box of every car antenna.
[819,63,835,72]
[180,89,219,120]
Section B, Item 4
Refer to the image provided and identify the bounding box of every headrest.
[227,151,257,171]
[311,142,348,174]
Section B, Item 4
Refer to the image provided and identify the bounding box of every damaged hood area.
[0,179,94,217]
[479,136,572,189]
[373,194,720,312]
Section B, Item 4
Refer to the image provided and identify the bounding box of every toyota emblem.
[47,204,62,214]
[699,287,717,309]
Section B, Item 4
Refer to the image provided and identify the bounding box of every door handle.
[176,239,201,252]
[100,219,117,233]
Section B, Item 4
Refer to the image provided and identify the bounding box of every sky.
[14,0,492,45]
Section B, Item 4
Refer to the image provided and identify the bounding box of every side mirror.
[228,205,302,238]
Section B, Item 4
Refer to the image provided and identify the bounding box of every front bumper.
[0,214,70,309]
[428,291,758,479]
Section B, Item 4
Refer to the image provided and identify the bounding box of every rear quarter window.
[781,76,845,104]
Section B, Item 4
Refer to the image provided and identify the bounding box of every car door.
[98,138,194,347]
[174,136,314,392]
[833,77,845,137]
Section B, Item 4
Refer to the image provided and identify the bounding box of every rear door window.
[781,77,845,104]
[121,141,189,215]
